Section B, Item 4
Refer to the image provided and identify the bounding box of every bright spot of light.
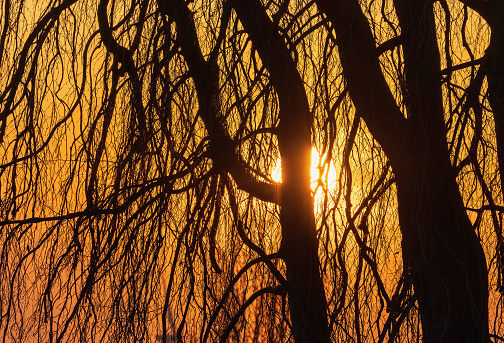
[270,147,338,192]
[271,158,282,183]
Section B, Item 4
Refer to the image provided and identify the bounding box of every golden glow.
[271,157,282,183]
[271,147,338,193]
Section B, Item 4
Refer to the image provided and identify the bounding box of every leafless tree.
[0,0,502,342]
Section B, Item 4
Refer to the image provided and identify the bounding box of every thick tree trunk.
[393,2,489,340]
[316,0,489,341]
[232,1,331,341]
[393,138,488,343]
[482,4,504,296]
[279,137,331,343]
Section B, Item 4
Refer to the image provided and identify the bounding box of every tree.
[0,0,502,342]
[316,1,489,341]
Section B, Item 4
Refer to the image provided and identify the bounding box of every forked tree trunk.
[161,0,331,340]
[316,0,489,341]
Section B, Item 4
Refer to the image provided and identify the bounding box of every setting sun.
[271,147,338,193]
[3,1,499,341]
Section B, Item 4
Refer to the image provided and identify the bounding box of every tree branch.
[315,0,408,159]
[219,285,287,343]
[157,0,277,203]
[456,0,490,22]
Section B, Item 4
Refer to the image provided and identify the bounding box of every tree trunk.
[393,2,489,339]
[482,3,504,296]
[232,1,331,341]
[279,136,331,343]
[159,1,330,340]
[394,137,489,343]
[316,0,489,341]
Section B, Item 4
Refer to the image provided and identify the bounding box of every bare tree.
[317,0,489,341]
[0,0,503,342]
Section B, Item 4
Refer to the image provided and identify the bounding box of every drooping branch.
[219,285,287,343]
[201,253,283,343]
[0,0,78,142]
[0,0,11,66]
[157,0,277,203]
[97,0,148,147]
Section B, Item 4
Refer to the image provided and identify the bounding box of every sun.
[310,147,338,194]
[271,147,338,192]
[271,158,283,183]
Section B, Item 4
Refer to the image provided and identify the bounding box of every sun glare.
[271,158,282,183]
[271,147,338,193]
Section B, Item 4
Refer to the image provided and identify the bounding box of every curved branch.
[315,0,408,159]
[456,0,490,22]
[157,0,277,203]
[0,0,78,142]
[219,285,287,343]
[202,254,283,343]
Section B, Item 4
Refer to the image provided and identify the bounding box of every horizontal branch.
[466,205,504,213]
[0,170,196,226]
[441,57,483,76]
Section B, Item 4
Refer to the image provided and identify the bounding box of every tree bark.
[316,0,489,341]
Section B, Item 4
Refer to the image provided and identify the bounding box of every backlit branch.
[157,0,278,203]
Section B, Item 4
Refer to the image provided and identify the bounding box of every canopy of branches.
[0,0,502,342]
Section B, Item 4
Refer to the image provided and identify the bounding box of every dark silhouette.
[317,1,488,341]
[0,0,502,342]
